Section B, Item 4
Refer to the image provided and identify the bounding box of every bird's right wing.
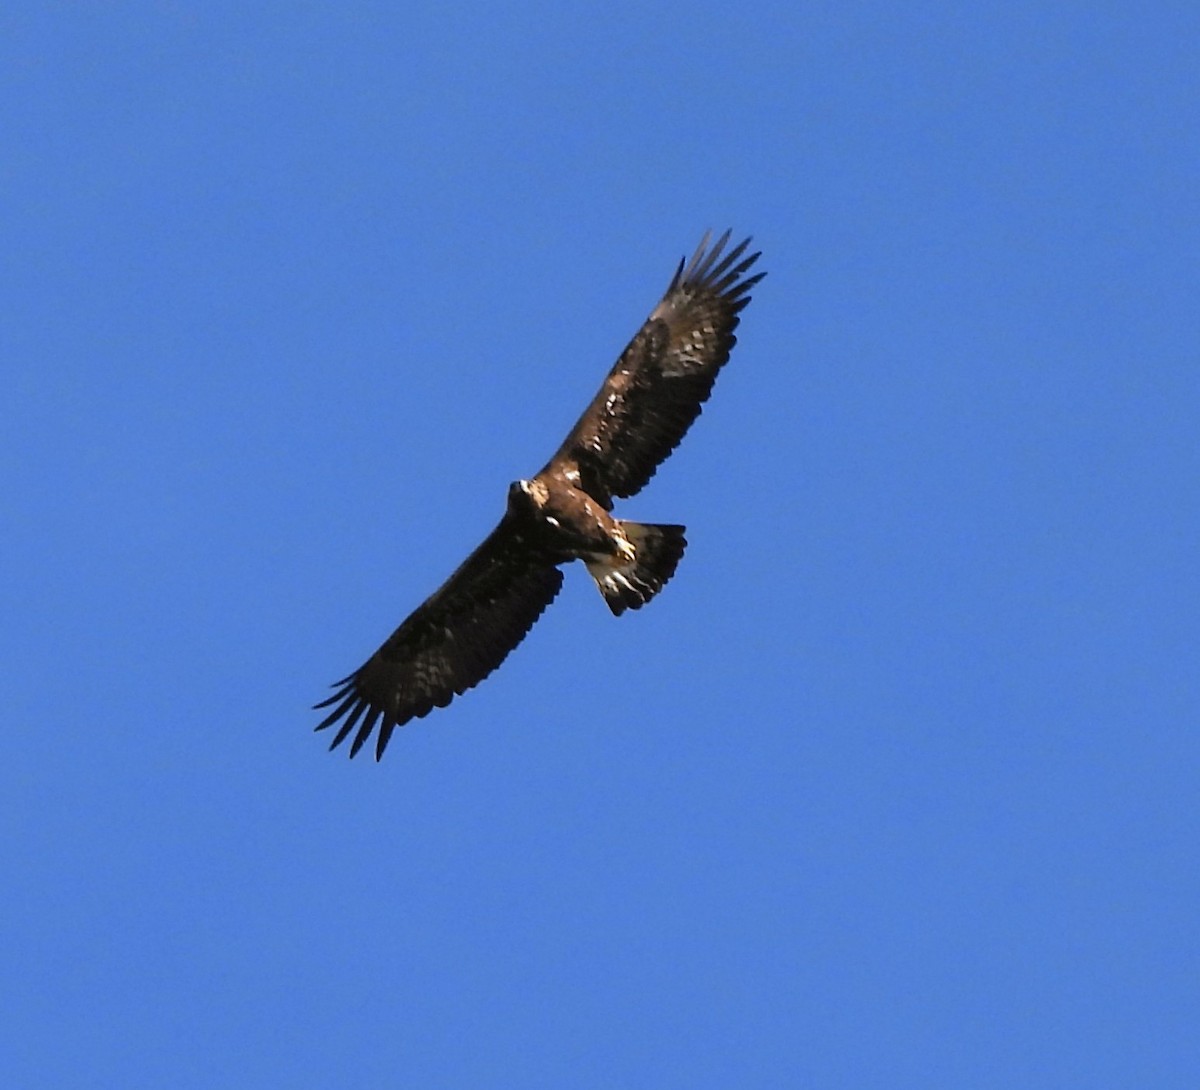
[314,517,563,760]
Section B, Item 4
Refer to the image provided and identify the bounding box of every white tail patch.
[586,522,686,616]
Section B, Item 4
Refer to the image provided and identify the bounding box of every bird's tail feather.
[586,522,686,616]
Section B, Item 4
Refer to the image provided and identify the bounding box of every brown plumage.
[315,230,764,758]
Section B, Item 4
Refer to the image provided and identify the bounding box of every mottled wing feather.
[543,230,765,508]
[313,518,563,760]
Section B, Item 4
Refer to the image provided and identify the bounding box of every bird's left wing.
[541,231,764,508]
[314,517,563,760]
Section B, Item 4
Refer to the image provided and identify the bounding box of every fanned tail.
[586,522,686,616]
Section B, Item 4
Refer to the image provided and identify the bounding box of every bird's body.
[507,477,618,563]
[508,475,687,616]
[315,231,764,758]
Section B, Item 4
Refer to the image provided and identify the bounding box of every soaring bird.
[315,230,764,758]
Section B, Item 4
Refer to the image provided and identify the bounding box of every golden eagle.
[315,231,765,758]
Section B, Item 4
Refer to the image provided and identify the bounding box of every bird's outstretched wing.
[542,230,765,509]
[314,519,563,760]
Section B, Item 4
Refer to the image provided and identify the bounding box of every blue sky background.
[4,4,1198,1087]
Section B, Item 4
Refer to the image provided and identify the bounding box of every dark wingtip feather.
[312,675,355,711]
[726,269,767,314]
[329,697,368,751]
[686,229,731,283]
[313,687,357,729]
[668,230,764,305]
[677,231,764,297]
[704,235,751,283]
[666,254,687,294]
[349,706,383,758]
[375,716,398,761]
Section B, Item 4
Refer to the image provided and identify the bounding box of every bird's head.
[508,478,548,512]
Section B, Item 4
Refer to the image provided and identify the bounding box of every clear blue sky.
[4,4,1197,1087]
